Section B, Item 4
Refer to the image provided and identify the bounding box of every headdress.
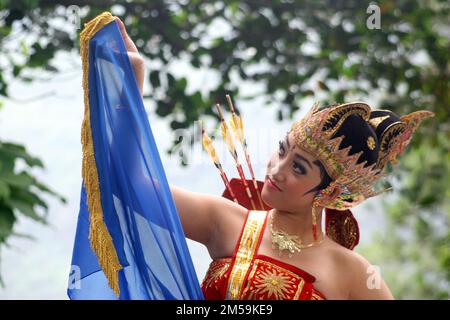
[291,102,434,248]
[291,102,384,211]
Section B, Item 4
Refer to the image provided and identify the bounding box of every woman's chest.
[256,232,349,299]
[202,256,327,300]
[208,219,349,299]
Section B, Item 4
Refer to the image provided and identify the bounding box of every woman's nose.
[269,158,288,182]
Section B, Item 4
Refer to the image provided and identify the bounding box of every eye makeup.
[277,139,307,175]
[284,135,313,170]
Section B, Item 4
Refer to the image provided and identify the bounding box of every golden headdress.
[290,102,435,211]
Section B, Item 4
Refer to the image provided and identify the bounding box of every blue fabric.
[67,20,204,300]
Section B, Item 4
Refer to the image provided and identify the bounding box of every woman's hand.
[115,17,145,97]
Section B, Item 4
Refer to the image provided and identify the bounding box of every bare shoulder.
[325,239,394,300]
[208,193,248,222]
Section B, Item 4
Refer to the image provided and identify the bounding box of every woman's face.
[261,131,324,212]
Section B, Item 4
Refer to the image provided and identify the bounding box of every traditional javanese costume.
[68,12,434,300]
[201,207,327,300]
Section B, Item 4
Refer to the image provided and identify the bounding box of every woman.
[115,17,433,300]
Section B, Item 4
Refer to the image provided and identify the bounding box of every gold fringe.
[80,11,122,297]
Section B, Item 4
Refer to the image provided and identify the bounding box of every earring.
[311,201,320,241]
[311,186,334,241]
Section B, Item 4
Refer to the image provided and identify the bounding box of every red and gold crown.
[290,102,434,210]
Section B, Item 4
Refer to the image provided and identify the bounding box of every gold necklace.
[269,210,324,258]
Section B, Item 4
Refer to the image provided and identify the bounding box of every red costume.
[201,209,326,300]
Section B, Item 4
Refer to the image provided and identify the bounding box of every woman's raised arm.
[170,184,245,246]
[115,17,246,248]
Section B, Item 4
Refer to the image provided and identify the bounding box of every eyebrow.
[285,135,313,170]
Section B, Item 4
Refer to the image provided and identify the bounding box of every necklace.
[269,210,324,258]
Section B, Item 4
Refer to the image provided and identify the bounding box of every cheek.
[284,179,308,198]
[283,175,319,203]
[262,175,311,209]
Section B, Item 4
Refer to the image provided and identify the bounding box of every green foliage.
[0,0,448,298]
[0,140,66,284]
[359,133,450,298]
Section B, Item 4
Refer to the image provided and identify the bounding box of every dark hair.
[304,160,333,196]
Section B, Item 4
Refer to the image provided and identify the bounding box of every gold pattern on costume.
[201,258,230,290]
[322,103,371,137]
[252,270,293,299]
[243,259,305,300]
[203,210,327,300]
[226,211,267,299]
[311,292,325,300]
[366,136,376,150]
[326,213,359,250]
[368,115,390,129]
[344,216,358,245]
[376,120,405,168]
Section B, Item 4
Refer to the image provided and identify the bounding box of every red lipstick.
[266,176,282,192]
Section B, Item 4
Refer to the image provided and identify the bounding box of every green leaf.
[0,206,15,242]
[6,199,46,224]
[0,142,44,168]
[175,77,188,91]
[0,171,34,188]
[0,180,10,200]
[149,70,160,89]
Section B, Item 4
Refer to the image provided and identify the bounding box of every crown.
[290,102,434,210]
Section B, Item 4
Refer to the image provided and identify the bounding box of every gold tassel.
[80,11,122,297]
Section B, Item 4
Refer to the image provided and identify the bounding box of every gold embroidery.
[368,115,390,129]
[243,259,305,300]
[226,211,267,299]
[252,269,293,299]
[202,259,231,290]
[326,213,359,250]
[224,211,322,300]
[367,136,376,150]
[321,103,371,137]
[376,120,405,169]
[311,292,325,300]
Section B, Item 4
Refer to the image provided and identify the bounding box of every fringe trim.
[80,11,122,298]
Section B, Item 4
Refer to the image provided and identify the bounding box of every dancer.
[117,15,433,300]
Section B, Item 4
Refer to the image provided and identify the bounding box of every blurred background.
[0,0,448,299]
